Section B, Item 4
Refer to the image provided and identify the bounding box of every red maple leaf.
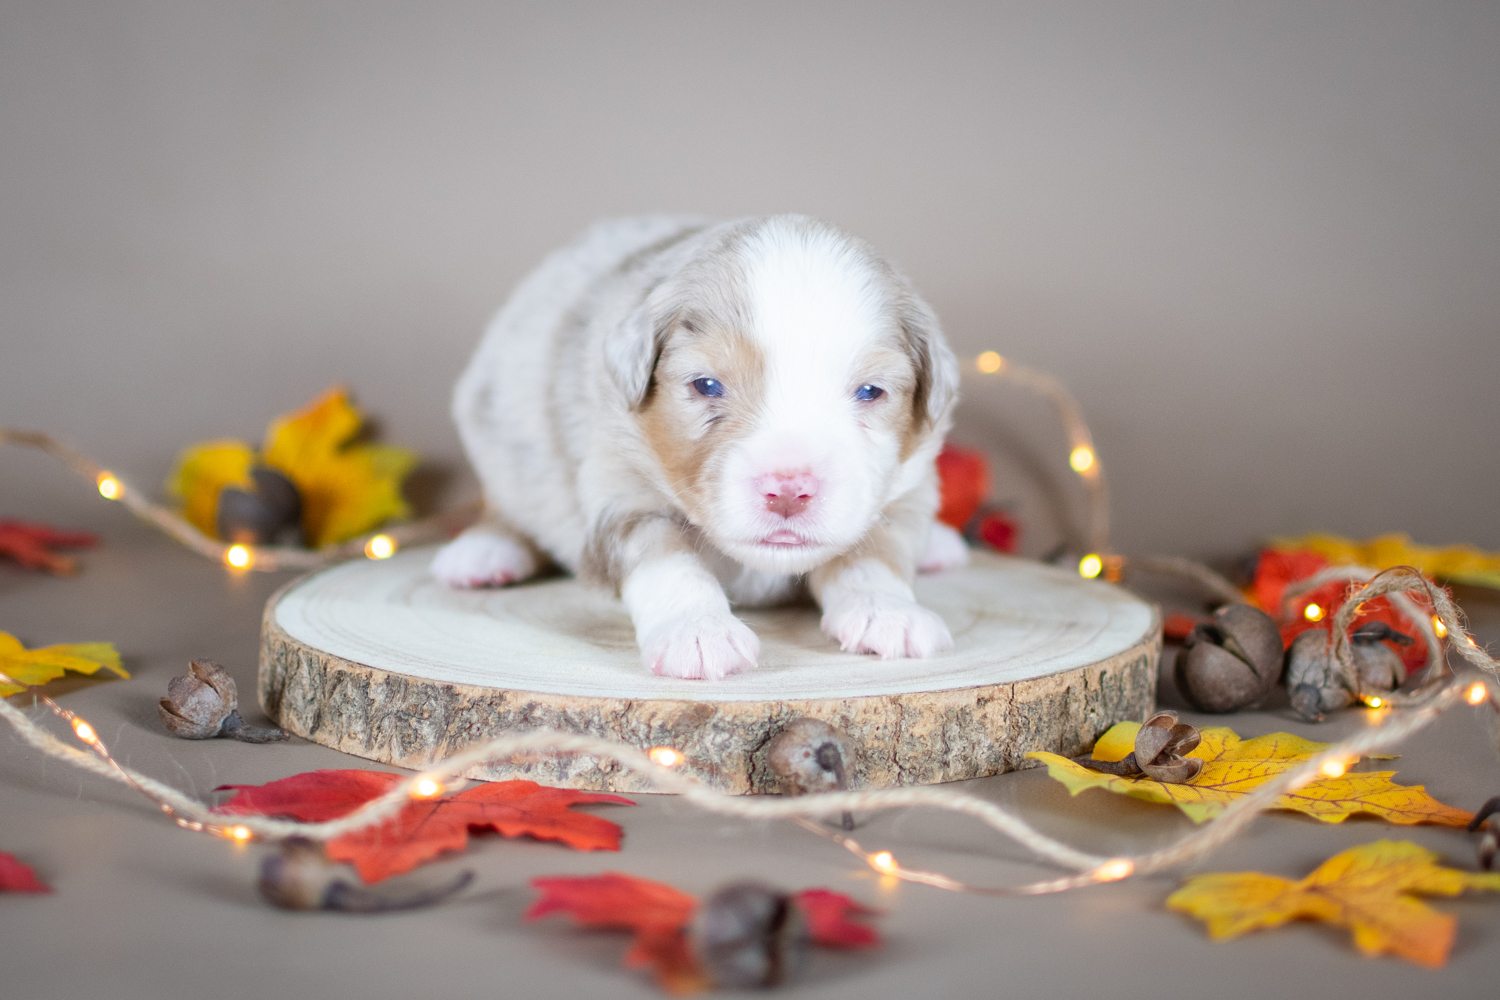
[0,520,97,575]
[527,873,882,995]
[528,872,705,995]
[935,444,989,531]
[792,888,882,948]
[216,769,633,883]
[0,850,52,893]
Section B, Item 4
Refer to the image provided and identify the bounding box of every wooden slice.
[259,548,1159,794]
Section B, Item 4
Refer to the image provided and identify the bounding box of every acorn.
[259,837,473,912]
[693,881,811,988]
[217,465,303,546]
[1175,603,1284,713]
[158,659,289,742]
[1470,796,1499,871]
[1284,622,1413,722]
[766,717,855,829]
[1075,711,1203,783]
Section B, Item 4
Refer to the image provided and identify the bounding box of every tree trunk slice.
[259,548,1159,794]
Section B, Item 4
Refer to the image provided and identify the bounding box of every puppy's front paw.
[430,532,538,588]
[918,521,970,573]
[821,595,953,659]
[640,613,760,681]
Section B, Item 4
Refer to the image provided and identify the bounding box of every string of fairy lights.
[3,355,1498,895]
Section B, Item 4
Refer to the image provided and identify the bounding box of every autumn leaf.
[1168,840,1500,967]
[0,633,127,697]
[166,440,256,538]
[527,874,883,995]
[0,851,52,893]
[935,444,988,530]
[167,387,416,549]
[528,872,707,995]
[792,889,882,948]
[1028,721,1470,826]
[215,769,632,882]
[1270,531,1500,591]
[0,520,98,575]
[261,387,415,548]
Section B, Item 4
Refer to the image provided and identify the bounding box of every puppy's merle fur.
[432,216,966,679]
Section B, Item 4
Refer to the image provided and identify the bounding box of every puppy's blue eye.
[693,377,724,398]
[855,384,884,401]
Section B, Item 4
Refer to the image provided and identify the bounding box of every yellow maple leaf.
[166,440,256,537]
[1028,721,1471,826]
[261,387,415,549]
[1270,531,1500,590]
[1168,840,1500,967]
[0,632,128,697]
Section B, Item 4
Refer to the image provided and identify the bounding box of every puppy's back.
[453,216,710,568]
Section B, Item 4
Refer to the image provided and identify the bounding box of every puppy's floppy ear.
[604,295,670,408]
[902,296,960,428]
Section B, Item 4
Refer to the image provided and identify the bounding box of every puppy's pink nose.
[758,472,818,519]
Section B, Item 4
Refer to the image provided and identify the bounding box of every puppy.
[432,215,967,680]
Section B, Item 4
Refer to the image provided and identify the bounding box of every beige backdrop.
[3,1,1497,558]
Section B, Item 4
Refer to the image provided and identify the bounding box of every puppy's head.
[607,216,958,574]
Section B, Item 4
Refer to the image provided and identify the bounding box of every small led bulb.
[869,851,897,875]
[224,544,252,569]
[1432,615,1447,638]
[365,534,396,560]
[1078,554,1103,579]
[975,351,1004,374]
[1303,603,1324,622]
[96,473,122,499]
[648,747,684,767]
[1069,446,1095,473]
[1467,682,1488,705]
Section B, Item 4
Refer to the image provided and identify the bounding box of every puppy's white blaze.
[719,221,897,570]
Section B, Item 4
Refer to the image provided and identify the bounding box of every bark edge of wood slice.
[259,548,1159,794]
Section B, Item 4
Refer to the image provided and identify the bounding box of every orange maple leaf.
[1029,721,1471,826]
[1168,840,1500,967]
[216,769,632,882]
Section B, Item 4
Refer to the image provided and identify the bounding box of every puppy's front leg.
[811,530,954,660]
[611,519,759,680]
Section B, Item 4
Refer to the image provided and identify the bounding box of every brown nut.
[158,659,289,742]
[158,659,237,738]
[1074,711,1203,784]
[217,465,303,546]
[767,717,854,829]
[693,881,811,988]
[1469,796,1499,871]
[258,837,472,912]
[1176,603,1283,713]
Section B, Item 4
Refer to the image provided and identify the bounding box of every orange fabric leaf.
[216,769,632,882]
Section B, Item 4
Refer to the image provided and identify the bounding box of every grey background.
[3,1,1497,557]
[3,5,1500,999]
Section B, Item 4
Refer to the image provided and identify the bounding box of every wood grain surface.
[259,548,1160,793]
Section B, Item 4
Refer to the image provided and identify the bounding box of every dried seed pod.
[1175,603,1283,713]
[217,465,303,546]
[1284,624,1413,723]
[259,837,473,912]
[767,717,854,829]
[1469,796,1499,871]
[693,881,811,988]
[1076,711,1203,783]
[158,659,288,742]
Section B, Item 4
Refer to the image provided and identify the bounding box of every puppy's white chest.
[714,558,804,609]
